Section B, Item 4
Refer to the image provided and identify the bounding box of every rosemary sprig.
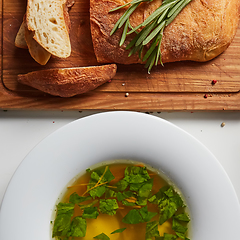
[110,0,192,73]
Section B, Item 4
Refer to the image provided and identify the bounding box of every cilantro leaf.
[67,216,86,237]
[174,213,190,222]
[115,179,128,191]
[82,206,99,219]
[124,166,150,184]
[151,186,185,225]
[88,181,107,198]
[122,209,143,224]
[52,203,75,237]
[122,206,157,224]
[156,233,177,240]
[172,218,188,239]
[69,192,92,204]
[94,233,110,240]
[78,200,98,209]
[145,221,160,240]
[111,228,127,234]
[99,199,119,215]
[138,179,153,198]
[87,166,115,198]
[139,206,158,222]
[105,188,117,198]
[92,166,115,183]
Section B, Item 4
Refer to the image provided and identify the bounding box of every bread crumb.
[221,122,225,127]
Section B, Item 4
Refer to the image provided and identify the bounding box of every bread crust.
[90,0,240,64]
[17,64,117,97]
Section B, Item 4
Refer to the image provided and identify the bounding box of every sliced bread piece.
[17,64,117,97]
[25,26,52,65]
[26,0,71,58]
[15,21,28,49]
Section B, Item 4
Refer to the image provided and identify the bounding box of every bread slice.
[26,0,71,58]
[90,0,240,65]
[17,64,117,97]
[15,21,28,49]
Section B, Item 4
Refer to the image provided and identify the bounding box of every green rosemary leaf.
[138,45,144,59]
[155,28,164,66]
[120,19,130,46]
[128,44,142,57]
[126,33,141,50]
[145,48,158,73]
[142,35,160,62]
[118,3,141,29]
[127,23,143,35]
[142,0,176,27]
[142,20,166,46]
[157,8,169,24]
[109,2,131,13]
[167,0,185,18]
[135,20,158,46]
[166,0,192,26]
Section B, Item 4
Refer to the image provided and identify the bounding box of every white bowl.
[0,111,239,240]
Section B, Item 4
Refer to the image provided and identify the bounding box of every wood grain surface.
[0,0,240,110]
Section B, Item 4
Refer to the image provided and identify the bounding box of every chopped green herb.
[94,233,110,240]
[78,199,98,209]
[111,228,127,234]
[52,164,190,240]
[172,218,188,238]
[145,221,160,240]
[124,166,150,184]
[156,233,177,240]
[122,208,143,224]
[139,206,158,222]
[99,199,119,215]
[67,217,86,237]
[174,213,190,222]
[69,192,92,204]
[122,206,157,224]
[82,206,99,219]
[52,203,75,237]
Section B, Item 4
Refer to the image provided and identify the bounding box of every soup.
[52,162,191,240]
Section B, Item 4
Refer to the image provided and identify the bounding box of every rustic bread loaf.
[90,0,240,65]
[26,0,71,58]
[17,64,117,97]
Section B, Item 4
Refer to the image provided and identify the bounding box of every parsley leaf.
[99,199,119,215]
[122,206,157,224]
[78,200,98,209]
[150,186,184,225]
[139,206,158,222]
[124,166,150,184]
[145,221,160,240]
[82,206,99,219]
[138,179,153,198]
[172,214,189,239]
[87,166,115,198]
[67,216,86,237]
[94,233,110,240]
[69,192,92,204]
[156,233,177,240]
[111,228,127,234]
[52,202,75,237]
[122,208,143,224]
[174,213,190,222]
[115,179,128,191]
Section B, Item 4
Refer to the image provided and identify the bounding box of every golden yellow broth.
[57,163,179,240]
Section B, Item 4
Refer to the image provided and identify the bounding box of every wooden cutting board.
[1,0,240,111]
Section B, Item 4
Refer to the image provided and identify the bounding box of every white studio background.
[0,110,240,205]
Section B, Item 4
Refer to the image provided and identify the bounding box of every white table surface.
[1,110,240,207]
